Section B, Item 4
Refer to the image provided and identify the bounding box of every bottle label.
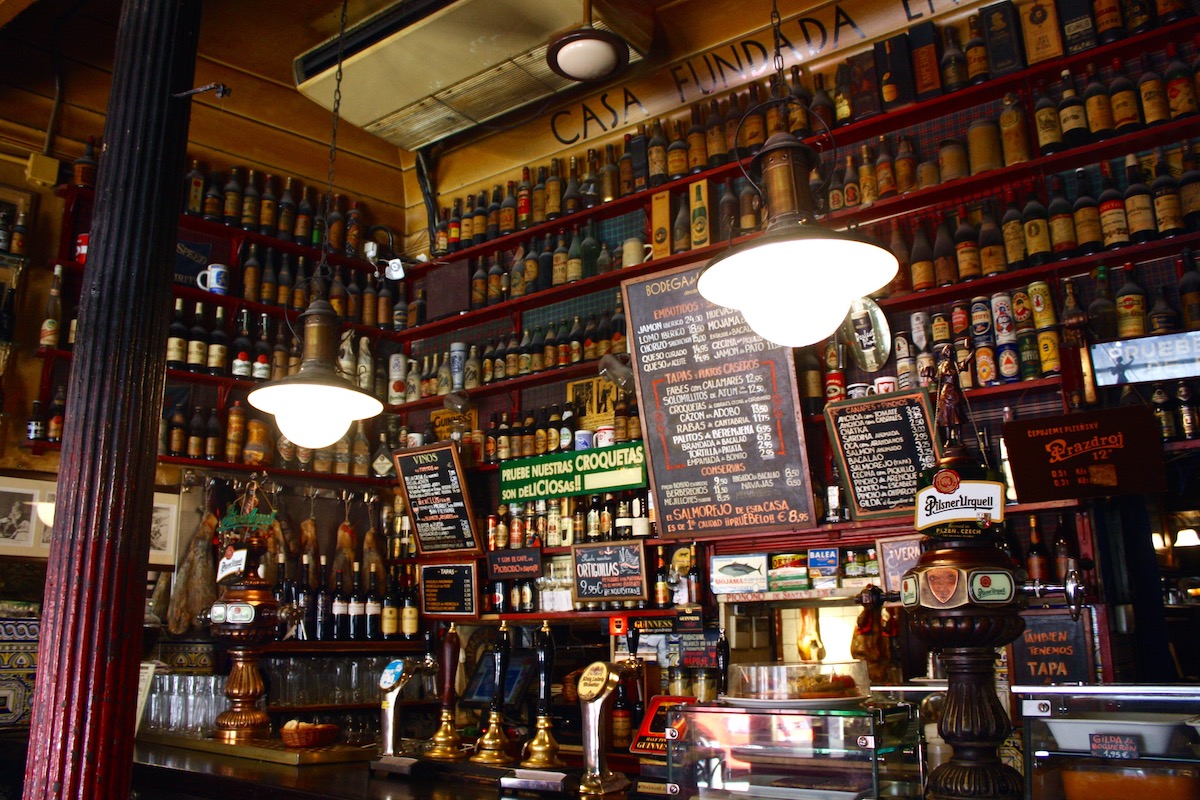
[843,183,860,206]
[966,48,989,80]
[166,335,186,363]
[859,169,878,205]
[827,187,844,211]
[1153,193,1184,233]
[545,184,562,217]
[1116,296,1146,337]
[1140,82,1170,124]
[1110,90,1141,128]
[1002,220,1025,264]
[1085,96,1115,133]
[401,606,419,635]
[1058,105,1087,135]
[252,359,271,381]
[666,148,689,178]
[499,207,516,232]
[980,244,1007,276]
[1098,201,1130,246]
[222,193,240,221]
[955,243,981,280]
[187,340,207,366]
[1093,0,1122,31]
[1181,183,1200,218]
[1074,207,1103,246]
[1049,214,1077,252]
[910,259,934,291]
[348,599,365,616]
[1034,107,1064,148]
[1023,218,1051,257]
[876,163,896,197]
[365,599,382,616]
[332,599,348,615]
[647,146,667,178]
[1168,79,1199,117]
[381,607,399,635]
[1124,195,1155,236]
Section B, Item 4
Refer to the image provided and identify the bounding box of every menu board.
[824,389,940,520]
[623,263,815,539]
[1009,607,1094,684]
[571,541,648,604]
[394,443,481,556]
[419,562,478,617]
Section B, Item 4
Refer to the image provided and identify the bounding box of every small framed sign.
[571,540,647,605]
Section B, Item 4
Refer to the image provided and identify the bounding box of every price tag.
[1089,732,1140,759]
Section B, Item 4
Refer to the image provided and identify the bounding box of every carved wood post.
[23,1,201,797]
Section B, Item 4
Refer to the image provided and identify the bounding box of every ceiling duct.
[294,0,651,152]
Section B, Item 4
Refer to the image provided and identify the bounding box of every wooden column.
[23,1,201,798]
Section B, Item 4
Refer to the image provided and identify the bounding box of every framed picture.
[0,182,37,281]
[0,477,50,556]
[30,486,179,566]
[875,533,924,597]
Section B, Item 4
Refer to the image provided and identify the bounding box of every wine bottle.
[1001,188,1027,269]
[1082,63,1115,140]
[1088,264,1119,340]
[1057,70,1092,148]
[1109,58,1143,132]
[964,15,990,85]
[953,205,981,281]
[1098,159,1131,249]
[1022,190,1053,267]
[166,297,187,370]
[1033,82,1065,155]
[1138,55,1170,126]
[910,220,935,291]
[1123,153,1157,244]
[1073,168,1104,254]
[1165,43,1198,119]
[1026,516,1051,581]
[1114,263,1147,338]
[1179,250,1200,328]
[185,302,208,374]
[1047,174,1077,259]
[1151,149,1185,237]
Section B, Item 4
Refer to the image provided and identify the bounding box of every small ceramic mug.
[873,376,898,394]
[847,383,873,399]
[197,263,230,295]
[622,237,653,267]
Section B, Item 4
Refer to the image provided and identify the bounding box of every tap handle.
[441,623,460,710]
[536,621,554,715]
[857,584,900,608]
[1063,562,1086,621]
[626,624,640,660]
[491,621,511,715]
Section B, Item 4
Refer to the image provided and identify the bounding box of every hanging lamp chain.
[315,0,350,285]
[770,0,786,96]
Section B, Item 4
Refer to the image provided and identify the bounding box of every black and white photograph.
[0,480,42,555]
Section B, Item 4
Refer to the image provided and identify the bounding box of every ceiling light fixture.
[696,2,898,348]
[546,0,629,82]
[1175,528,1200,547]
[247,0,382,449]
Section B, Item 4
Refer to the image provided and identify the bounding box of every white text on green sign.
[499,442,647,502]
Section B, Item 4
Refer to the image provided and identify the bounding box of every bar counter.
[130,742,509,800]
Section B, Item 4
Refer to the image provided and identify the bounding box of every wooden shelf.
[18,440,61,455]
[1164,439,1200,454]
[718,587,864,604]
[965,375,1062,401]
[385,359,599,413]
[156,455,396,487]
[262,639,424,655]
[480,607,679,623]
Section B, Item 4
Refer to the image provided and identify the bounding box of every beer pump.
[576,660,634,797]
[425,623,466,761]
[520,621,564,769]
[470,620,516,765]
[378,640,439,758]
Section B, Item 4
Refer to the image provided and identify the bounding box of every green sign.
[499,442,647,503]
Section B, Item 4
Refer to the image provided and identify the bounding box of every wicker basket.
[280,723,339,748]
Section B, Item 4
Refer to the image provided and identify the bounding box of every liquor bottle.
[789,65,813,136]
[41,384,63,444]
[666,119,689,181]
[1047,175,1077,259]
[875,136,897,199]
[260,250,278,311]
[1139,55,1170,126]
[258,175,278,238]
[617,143,634,199]
[251,313,272,382]
[1115,263,1147,338]
[580,149,601,209]
[204,407,222,461]
[909,220,935,291]
[842,155,860,207]
[1022,190,1052,267]
[1033,82,1065,155]
[1181,152,1200,232]
[940,24,969,92]
[597,144,619,203]
[1098,159,1132,249]
[647,121,668,187]
[827,165,845,213]
[364,564,383,640]
[36,263,65,350]
[401,565,420,639]
[858,145,878,206]
[1124,0,1153,36]
[887,218,914,295]
[717,179,738,242]
[202,173,222,222]
[1151,149,1185,237]
[979,205,1007,277]
[1082,64,1115,140]
[1152,384,1180,441]
[407,288,426,328]
[184,159,205,216]
[581,219,600,277]
[241,243,261,304]
[1057,70,1092,148]
[1109,59,1143,132]
[499,180,517,236]
[953,206,981,281]
[894,136,918,192]
[1123,154,1157,244]
[1073,168,1104,255]
[1148,286,1180,333]
[833,63,853,125]
[1180,251,1200,328]
[653,546,673,609]
[331,567,349,640]
[1165,43,1198,119]
[240,169,261,232]
[185,302,208,373]
[545,158,563,220]
[1089,264,1119,340]
[346,561,366,641]
[517,166,534,228]
[1001,188,1026,269]
[313,556,333,641]
[811,73,835,131]
[796,347,824,415]
[25,400,46,442]
[1093,0,1126,42]
[221,167,243,227]
[1026,516,1052,581]
[272,554,290,638]
[672,198,691,253]
[611,680,633,749]
[611,294,627,354]
[965,15,990,84]
[724,95,743,160]
[1176,381,1199,440]
[166,297,187,370]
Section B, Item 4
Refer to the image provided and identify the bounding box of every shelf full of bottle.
[420,13,1200,269]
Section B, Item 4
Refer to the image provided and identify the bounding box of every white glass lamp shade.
[1175,528,1200,547]
[698,227,898,348]
[546,27,629,82]
[248,380,382,450]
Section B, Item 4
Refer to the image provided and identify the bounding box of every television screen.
[460,648,538,710]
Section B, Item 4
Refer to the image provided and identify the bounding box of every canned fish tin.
[954,338,975,389]
[1028,280,1058,329]
[910,312,931,353]
[1036,327,1062,376]
[951,303,971,339]
[896,357,918,389]
[991,291,1016,344]
[938,138,969,181]
[970,296,994,343]
[1011,287,1034,330]
[916,351,937,386]
[997,340,1021,383]
[931,312,952,345]
[974,341,997,386]
[894,330,914,360]
[1017,328,1042,380]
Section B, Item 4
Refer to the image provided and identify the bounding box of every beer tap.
[425,623,466,761]
[379,654,435,758]
[520,621,565,769]
[576,660,633,796]
[471,620,516,765]
[623,625,645,727]
[1020,558,1087,618]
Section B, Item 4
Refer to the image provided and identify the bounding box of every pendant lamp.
[546,0,629,82]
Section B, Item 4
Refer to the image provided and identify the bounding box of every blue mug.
[197,263,229,295]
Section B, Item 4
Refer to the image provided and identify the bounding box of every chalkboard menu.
[571,541,647,604]
[623,263,815,539]
[1009,607,1094,684]
[824,389,940,520]
[394,443,481,556]
[419,562,478,617]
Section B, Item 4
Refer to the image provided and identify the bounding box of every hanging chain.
[770,0,786,97]
[315,0,350,284]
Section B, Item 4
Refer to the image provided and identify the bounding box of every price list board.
[823,389,940,520]
[394,443,482,556]
[623,263,815,539]
[419,562,478,618]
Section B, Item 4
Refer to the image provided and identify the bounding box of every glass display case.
[666,701,920,799]
[1013,684,1200,800]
